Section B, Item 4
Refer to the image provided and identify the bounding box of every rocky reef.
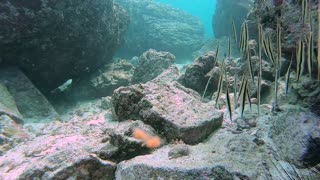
[0,0,129,92]
[0,0,319,179]
[115,0,205,60]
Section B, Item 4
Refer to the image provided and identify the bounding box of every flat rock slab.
[0,67,58,120]
[112,81,223,144]
[0,134,116,180]
[115,130,266,179]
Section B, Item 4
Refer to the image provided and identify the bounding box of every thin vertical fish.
[228,37,231,59]
[300,41,305,79]
[215,72,224,109]
[277,18,282,71]
[247,49,254,82]
[232,19,238,47]
[238,75,246,101]
[296,40,302,81]
[240,78,248,118]
[213,42,220,66]
[226,82,232,122]
[240,22,248,54]
[246,86,252,111]
[204,43,221,99]
[302,0,307,25]
[263,33,275,65]
[274,18,281,109]
[285,54,293,94]
[306,32,313,77]
[233,75,237,109]
[318,1,320,80]
[258,22,263,115]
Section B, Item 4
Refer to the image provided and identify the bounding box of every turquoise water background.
[156,0,216,39]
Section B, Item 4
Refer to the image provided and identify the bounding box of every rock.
[0,115,28,156]
[115,0,204,59]
[115,130,268,179]
[108,120,160,161]
[182,52,217,94]
[151,65,180,84]
[292,79,320,116]
[0,0,129,91]
[252,0,318,64]
[0,67,58,120]
[193,37,240,61]
[258,111,320,168]
[132,49,176,84]
[67,60,135,100]
[213,0,253,38]
[0,105,126,180]
[168,144,190,159]
[0,83,23,124]
[0,134,116,180]
[112,81,223,144]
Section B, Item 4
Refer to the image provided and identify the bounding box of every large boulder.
[115,0,205,59]
[0,0,129,91]
[252,0,318,64]
[213,0,253,38]
[182,52,218,95]
[112,81,223,144]
[132,49,176,84]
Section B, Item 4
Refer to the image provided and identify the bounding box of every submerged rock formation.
[112,80,223,144]
[115,0,205,59]
[0,0,129,91]
[132,49,176,84]
[0,67,58,120]
[182,52,217,94]
[213,0,253,38]
[66,60,135,101]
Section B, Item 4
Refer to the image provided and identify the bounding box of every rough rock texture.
[270,112,320,167]
[291,79,320,116]
[0,0,129,91]
[67,60,135,101]
[132,49,176,84]
[0,91,170,180]
[115,129,270,179]
[0,67,58,120]
[0,134,116,180]
[0,115,28,156]
[213,0,253,38]
[252,0,318,63]
[182,52,218,94]
[115,0,205,59]
[112,81,223,144]
[257,107,320,168]
[0,83,23,124]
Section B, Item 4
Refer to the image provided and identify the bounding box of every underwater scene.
[0,0,320,179]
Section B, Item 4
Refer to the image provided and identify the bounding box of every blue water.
[156,0,216,39]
